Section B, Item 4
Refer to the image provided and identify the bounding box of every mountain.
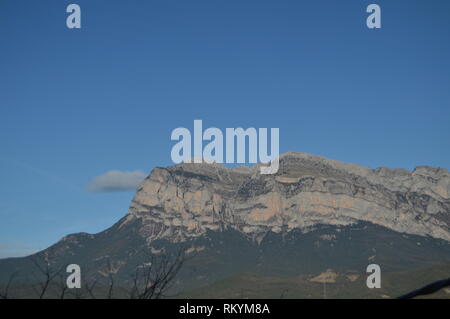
[1,152,450,298]
[127,151,450,242]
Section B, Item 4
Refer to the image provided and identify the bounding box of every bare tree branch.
[30,254,65,299]
[84,279,98,299]
[125,248,187,300]
[5,246,189,299]
[56,273,69,299]
[0,271,19,299]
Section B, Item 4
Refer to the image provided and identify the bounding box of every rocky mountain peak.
[121,152,450,244]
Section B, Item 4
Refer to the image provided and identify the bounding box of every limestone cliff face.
[121,152,450,243]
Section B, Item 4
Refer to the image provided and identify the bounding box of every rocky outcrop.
[121,152,450,243]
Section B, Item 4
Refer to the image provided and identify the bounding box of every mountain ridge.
[121,152,450,245]
[1,152,450,297]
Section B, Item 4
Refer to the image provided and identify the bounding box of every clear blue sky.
[1,0,449,257]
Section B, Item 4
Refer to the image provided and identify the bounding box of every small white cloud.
[86,170,147,192]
